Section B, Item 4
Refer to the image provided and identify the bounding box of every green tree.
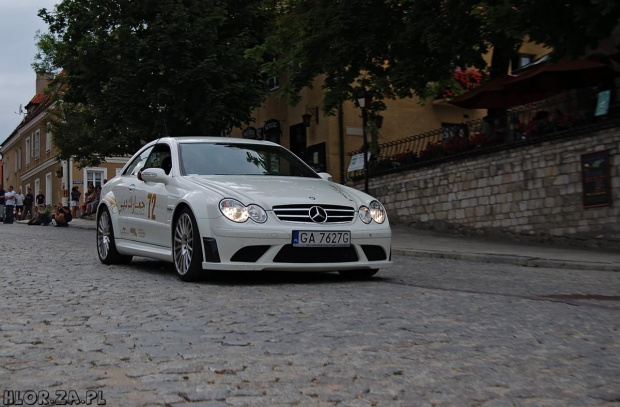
[250,0,620,113]
[34,0,271,166]
[479,0,620,60]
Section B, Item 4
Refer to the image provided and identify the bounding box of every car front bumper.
[201,226,392,272]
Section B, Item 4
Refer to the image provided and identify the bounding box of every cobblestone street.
[1,224,619,407]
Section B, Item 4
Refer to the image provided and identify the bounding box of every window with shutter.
[25,137,31,166]
[46,124,52,152]
[33,130,40,159]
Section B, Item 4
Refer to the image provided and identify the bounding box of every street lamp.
[356,95,371,193]
[301,106,319,127]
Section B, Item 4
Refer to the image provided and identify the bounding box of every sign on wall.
[347,152,371,172]
[581,150,612,208]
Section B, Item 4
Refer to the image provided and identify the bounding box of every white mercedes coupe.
[96,137,391,281]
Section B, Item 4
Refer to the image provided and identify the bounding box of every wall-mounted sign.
[263,119,280,133]
[263,119,281,144]
[242,126,258,139]
[581,150,612,208]
[595,90,611,117]
[347,152,371,172]
[73,181,84,185]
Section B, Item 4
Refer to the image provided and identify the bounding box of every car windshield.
[178,142,320,178]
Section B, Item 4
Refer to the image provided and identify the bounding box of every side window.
[144,144,172,175]
[123,147,153,177]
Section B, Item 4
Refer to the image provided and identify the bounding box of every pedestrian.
[36,189,46,211]
[80,184,95,217]
[22,187,34,220]
[0,185,5,222]
[70,186,81,218]
[27,206,43,225]
[53,202,73,227]
[28,205,52,226]
[14,188,25,220]
[85,186,102,215]
[41,205,52,226]
[2,186,16,224]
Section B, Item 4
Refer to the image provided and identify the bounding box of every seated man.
[53,202,73,227]
[27,206,42,225]
[28,205,52,226]
[85,186,102,215]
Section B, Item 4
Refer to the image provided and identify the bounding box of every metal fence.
[347,88,617,180]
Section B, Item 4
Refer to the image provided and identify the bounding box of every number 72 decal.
[147,193,157,220]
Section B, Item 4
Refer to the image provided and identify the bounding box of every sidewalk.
[16,218,620,272]
[391,224,620,272]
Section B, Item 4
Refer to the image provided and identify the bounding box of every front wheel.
[173,208,203,282]
[97,207,132,264]
[338,269,379,279]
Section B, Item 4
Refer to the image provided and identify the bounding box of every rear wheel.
[173,208,203,281]
[338,269,379,279]
[97,207,132,264]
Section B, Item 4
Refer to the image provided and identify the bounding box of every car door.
[112,146,153,242]
[132,143,174,248]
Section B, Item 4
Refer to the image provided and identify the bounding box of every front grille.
[273,245,358,263]
[272,204,355,223]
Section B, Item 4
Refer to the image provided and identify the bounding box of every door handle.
[128,184,135,192]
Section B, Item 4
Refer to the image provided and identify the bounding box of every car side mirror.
[318,172,333,182]
[140,168,169,184]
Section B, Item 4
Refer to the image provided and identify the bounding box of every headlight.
[369,200,386,224]
[359,200,386,224]
[358,206,372,224]
[247,204,268,223]
[219,199,267,223]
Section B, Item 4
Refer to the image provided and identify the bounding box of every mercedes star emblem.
[309,206,328,223]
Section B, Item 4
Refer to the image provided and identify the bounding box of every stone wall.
[356,127,620,249]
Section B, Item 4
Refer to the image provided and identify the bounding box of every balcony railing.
[347,89,619,180]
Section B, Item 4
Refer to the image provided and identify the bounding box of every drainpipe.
[338,105,345,184]
[62,160,69,207]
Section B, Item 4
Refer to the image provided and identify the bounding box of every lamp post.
[356,95,370,193]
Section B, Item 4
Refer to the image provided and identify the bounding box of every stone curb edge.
[12,220,619,272]
[392,248,620,272]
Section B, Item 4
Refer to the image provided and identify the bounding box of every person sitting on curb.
[27,206,41,225]
[85,186,102,216]
[53,202,73,227]
[43,205,53,226]
[28,205,52,226]
[80,185,96,218]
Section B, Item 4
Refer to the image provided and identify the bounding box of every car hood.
[184,175,368,209]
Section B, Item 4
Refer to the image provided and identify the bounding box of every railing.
[347,88,619,180]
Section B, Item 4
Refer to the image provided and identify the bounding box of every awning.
[448,58,614,110]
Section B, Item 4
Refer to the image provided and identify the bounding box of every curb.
[15,219,96,230]
[11,220,620,272]
[392,248,620,272]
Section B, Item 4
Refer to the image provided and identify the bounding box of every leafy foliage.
[477,0,620,60]
[420,67,488,102]
[34,0,271,166]
[250,0,620,114]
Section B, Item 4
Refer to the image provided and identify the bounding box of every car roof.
[157,137,280,147]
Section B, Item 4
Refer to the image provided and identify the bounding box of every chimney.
[36,72,53,94]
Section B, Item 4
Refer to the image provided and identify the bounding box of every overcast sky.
[0,0,57,144]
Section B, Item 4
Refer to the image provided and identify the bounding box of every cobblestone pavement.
[1,224,619,407]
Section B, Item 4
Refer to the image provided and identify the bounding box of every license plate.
[292,231,351,247]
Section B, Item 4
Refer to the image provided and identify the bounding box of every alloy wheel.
[174,213,194,275]
[97,210,111,259]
